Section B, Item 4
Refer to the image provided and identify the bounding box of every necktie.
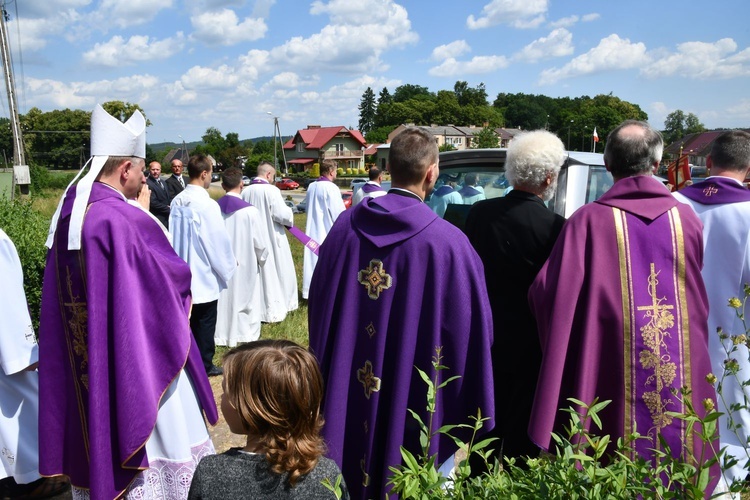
[179,176,184,188]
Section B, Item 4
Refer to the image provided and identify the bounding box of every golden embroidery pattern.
[357,259,392,300]
[64,267,89,391]
[637,263,677,431]
[360,456,371,487]
[357,360,381,399]
[365,322,376,339]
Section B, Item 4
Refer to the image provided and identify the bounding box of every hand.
[137,185,151,210]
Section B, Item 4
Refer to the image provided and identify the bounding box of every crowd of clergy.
[0,104,749,499]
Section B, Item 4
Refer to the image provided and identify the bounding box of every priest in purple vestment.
[39,105,218,499]
[529,120,720,495]
[308,127,495,500]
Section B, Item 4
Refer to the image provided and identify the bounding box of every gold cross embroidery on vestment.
[357,259,392,300]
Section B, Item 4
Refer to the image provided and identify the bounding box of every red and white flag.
[593,127,599,143]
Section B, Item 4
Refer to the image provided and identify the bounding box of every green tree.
[393,84,434,103]
[471,126,499,148]
[101,100,152,126]
[663,110,705,145]
[454,81,488,107]
[22,107,91,169]
[365,126,392,144]
[358,87,376,135]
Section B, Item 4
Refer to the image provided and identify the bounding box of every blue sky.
[6,0,750,144]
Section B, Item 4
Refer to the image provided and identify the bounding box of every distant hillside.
[149,136,281,150]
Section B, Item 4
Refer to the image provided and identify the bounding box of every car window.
[585,166,613,204]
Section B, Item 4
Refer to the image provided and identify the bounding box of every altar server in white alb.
[241,161,298,322]
[215,168,268,347]
[301,159,345,299]
[673,129,750,487]
[0,228,69,497]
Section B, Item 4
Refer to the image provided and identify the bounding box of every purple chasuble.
[458,185,481,197]
[678,176,750,205]
[360,182,385,194]
[308,193,495,500]
[39,183,218,499]
[529,176,719,494]
[218,194,252,215]
[432,185,455,197]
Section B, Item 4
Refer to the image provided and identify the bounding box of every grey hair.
[505,130,566,194]
[603,120,663,178]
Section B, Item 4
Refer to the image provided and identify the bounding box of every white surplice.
[0,229,41,484]
[241,181,298,322]
[675,180,750,485]
[301,179,345,299]
[215,193,269,346]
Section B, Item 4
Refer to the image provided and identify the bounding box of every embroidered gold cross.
[703,184,718,196]
[637,264,675,319]
[357,360,381,399]
[358,259,392,300]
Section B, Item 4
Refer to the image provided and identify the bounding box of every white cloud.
[549,15,578,29]
[429,55,509,77]
[83,33,185,66]
[16,0,90,18]
[582,13,600,22]
[190,8,267,46]
[467,0,548,30]
[11,11,81,52]
[180,64,240,90]
[514,28,573,62]
[431,40,471,61]
[265,72,319,89]
[25,74,160,109]
[642,38,750,80]
[262,1,417,75]
[539,34,649,85]
[99,0,174,29]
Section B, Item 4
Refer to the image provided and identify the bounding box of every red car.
[342,190,353,209]
[276,178,299,190]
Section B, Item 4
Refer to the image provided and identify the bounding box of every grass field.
[0,171,13,198]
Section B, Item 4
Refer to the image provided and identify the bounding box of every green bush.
[388,348,730,498]
[359,167,367,175]
[337,167,344,177]
[29,163,76,192]
[309,163,320,178]
[0,197,50,331]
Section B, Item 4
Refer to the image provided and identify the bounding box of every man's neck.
[391,183,425,200]
[188,180,204,188]
[711,169,748,183]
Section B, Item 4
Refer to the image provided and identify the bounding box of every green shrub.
[29,163,76,192]
[309,163,320,178]
[0,197,50,331]
[359,167,367,175]
[388,348,730,498]
[337,167,344,177]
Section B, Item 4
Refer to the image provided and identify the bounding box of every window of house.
[296,142,304,152]
[335,143,345,153]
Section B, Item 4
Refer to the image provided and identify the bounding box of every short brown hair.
[388,127,438,185]
[187,154,212,179]
[320,159,336,175]
[99,156,138,177]
[222,167,243,189]
[222,340,325,485]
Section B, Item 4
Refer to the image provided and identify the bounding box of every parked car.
[342,190,353,209]
[297,198,307,213]
[242,176,251,186]
[433,149,610,230]
[276,178,299,190]
[350,178,367,190]
[211,172,221,182]
[285,199,299,214]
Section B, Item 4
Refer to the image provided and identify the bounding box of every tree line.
[359,82,707,153]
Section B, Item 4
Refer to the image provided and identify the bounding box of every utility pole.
[267,112,288,176]
[0,4,28,196]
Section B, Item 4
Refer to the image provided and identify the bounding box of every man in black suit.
[145,161,171,228]
[165,159,186,202]
[464,130,566,468]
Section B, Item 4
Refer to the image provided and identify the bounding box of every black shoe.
[206,366,223,377]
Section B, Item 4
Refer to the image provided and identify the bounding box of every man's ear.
[425,162,437,184]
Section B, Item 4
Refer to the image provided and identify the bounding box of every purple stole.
[286,226,321,255]
[316,176,331,182]
[218,194,251,215]
[433,185,455,197]
[678,176,750,205]
[459,185,481,197]
[249,177,268,185]
[361,182,385,194]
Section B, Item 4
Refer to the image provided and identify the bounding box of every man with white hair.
[464,130,566,466]
[40,105,218,499]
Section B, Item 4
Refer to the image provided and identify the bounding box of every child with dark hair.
[188,340,348,499]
